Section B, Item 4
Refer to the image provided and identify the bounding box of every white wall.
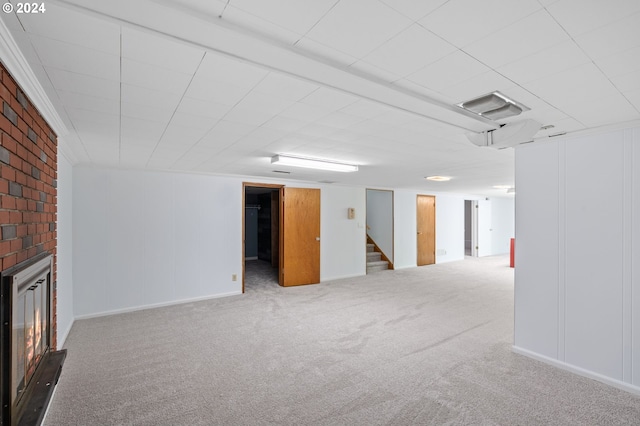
[366,189,393,262]
[321,186,366,280]
[491,197,515,255]
[73,167,244,318]
[72,168,367,317]
[393,190,467,268]
[56,152,74,347]
[514,126,640,394]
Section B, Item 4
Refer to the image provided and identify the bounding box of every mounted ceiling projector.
[458,91,541,148]
[467,119,541,149]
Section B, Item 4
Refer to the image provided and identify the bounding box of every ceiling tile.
[56,90,119,115]
[121,84,183,111]
[223,107,278,126]
[226,0,338,38]
[612,70,640,92]
[420,0,542,48]
[562,93,639,127]
[197,52,269,89]
[575,12,640,59]
[439,71,517,104]
[46,68,120,100]
[497,41,591,84]
[523,63,619,108]
[279,102,332,122]
[464,10,570,68]
[30,35,120,81]
[18,2,120,55]
[122,27,204,74]
[361,24,457,77]
[595,46,640,78]
[121,116,166,144]
[184,77,252,105]
[253,72,319,102]
[293,38,357,66]
[121,59,193,94]
[300,87,359,110]
[221,5,302,44]
[547,0,640,37]
[176,97,231,120]
[339,100,391,119]
[378,0,448,20]
[162,0,228,17]
[121,102,174,123]
[407,50,490,91]
[303,0,411,59]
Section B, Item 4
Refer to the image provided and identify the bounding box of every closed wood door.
[280,187,321,286]
[417,195,436,266]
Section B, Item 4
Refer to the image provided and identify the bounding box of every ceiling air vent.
[458,91,529,121]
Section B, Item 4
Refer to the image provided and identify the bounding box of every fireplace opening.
[1,253,66,426]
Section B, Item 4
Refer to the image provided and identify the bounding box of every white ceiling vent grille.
[458,91,530,121]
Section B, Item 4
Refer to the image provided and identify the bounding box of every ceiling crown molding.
[0,18,70,141]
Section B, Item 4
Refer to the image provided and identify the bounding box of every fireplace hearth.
[1,253,66,426]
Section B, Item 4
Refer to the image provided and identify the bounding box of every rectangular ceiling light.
[271,154,358,172]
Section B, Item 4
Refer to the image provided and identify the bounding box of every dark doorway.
[243,184,281,292]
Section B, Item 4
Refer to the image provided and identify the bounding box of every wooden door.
[417,195,436,266]
[280,187,321,286]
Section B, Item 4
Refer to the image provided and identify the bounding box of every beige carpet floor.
[44,256,640,425]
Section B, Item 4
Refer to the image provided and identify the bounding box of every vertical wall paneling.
[564,133,624,380]
[623,131,633,383]
[633,128,640,387]
[514,141,560,358]
[557,140,566,361]
[515,126,640,392]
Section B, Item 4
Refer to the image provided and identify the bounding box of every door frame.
[242,182,284,293]
[365,188,394,269]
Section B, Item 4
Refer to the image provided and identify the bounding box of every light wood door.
[417,195,436,266]
[280,187,321,286]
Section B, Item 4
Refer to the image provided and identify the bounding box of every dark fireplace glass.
[13,277,49,404]
[1,253,53,423]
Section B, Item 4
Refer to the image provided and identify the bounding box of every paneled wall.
[514,127,640,393]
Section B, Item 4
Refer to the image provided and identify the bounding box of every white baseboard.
[512,345,640,396]
[321,272,366,282]
[74,291,242,320]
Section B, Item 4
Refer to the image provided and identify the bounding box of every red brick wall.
[0,62,58,348]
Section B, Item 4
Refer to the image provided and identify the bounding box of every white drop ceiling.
[2,0,640,194]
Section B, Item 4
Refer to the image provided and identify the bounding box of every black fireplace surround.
[1,253,66,426]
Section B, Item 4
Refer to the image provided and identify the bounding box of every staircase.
[366,243,389,273]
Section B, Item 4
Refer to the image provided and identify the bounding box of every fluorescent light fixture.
[271,154,358,172]
[493,185,512,189]
[425,176,451,182]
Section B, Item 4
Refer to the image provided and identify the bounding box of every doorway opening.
[365,189,394,272]
[464,200,478,257]
[243,183,282,292]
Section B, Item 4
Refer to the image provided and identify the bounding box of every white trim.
[73,291,242,320]
[0,19,67,137]
[321,273,365,282]
[512,345,640,397]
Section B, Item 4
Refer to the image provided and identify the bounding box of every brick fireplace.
[0,61,58,348]
[0,62,62,425]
